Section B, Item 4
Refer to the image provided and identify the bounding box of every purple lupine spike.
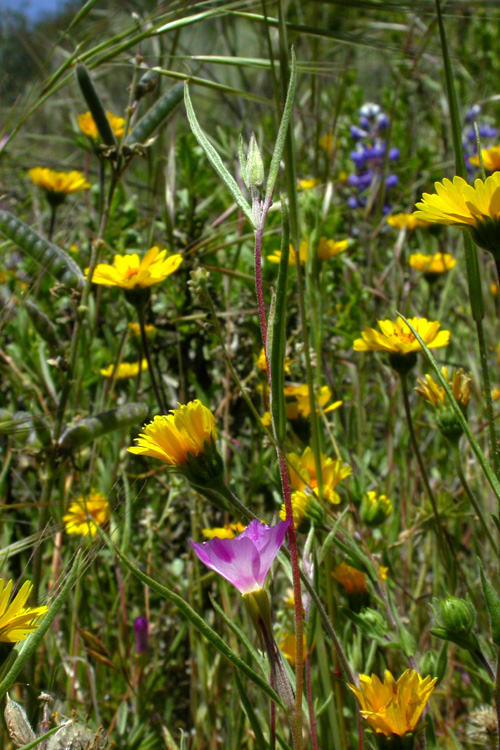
[190,519,290,595]
[134,616,149,654]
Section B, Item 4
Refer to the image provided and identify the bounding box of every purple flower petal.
[190,519,290,595]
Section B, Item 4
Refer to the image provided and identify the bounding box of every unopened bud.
[247,133,265,190]
[4,695,36,748]
[430,595,478,650]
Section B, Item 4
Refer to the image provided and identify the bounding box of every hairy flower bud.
[247,133,265,191]
[430,596,478,650]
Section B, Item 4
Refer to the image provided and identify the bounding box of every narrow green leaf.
[478,560,500,646]
[234,671,270,750]
[183,84,254,227]
[269,200,290,446]
[115,546,285,710]
[397,313,500,503]
[265,49,297,205]
[0,551,81,700]
[210,594,264,668]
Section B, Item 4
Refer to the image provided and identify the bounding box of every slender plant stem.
[400,374,451,558]
[137,305,166,413]
[306,654,319,750]
[47,203,57,241]
[254,217,269,350]
[495,650,500,750]
[475,319,500,479]
[452,444,498,553]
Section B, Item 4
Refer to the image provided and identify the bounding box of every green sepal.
[429,627,480,652]
[479,560,500,646]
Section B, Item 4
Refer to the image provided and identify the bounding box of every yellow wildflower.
[279,632,307,667]
[202,522,246,539]
[353,317,450,356]
[256,348,291,374]
[319,133,334,155]
[415,367,471,409]
[28,167,90,205]
[63,490,110,537]
[298,178,320,190]
[349,670,437,737]
[128,400,218,467]
[493,388,500,402]
[288,447,351,505]
[100,359,147,379]
[317,237,349,260]
[268,241,308,266]
[414,173,500,253]
[128,322,157,338]
[409,252,457,275]
[491,282,499,296]
[279,490,324,530]
[387,213,430,230]
[284,384,342,420]
[0,579,47,642]
[361,491,392,526]
[78,110,125,140]
[332,563,367,595]
[469,145,500,173]
[88,247,183,290]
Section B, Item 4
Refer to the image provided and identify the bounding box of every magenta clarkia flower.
[190,519,290,595]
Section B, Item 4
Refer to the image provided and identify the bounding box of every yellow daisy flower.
[256,348,291,374]
[469,145,500,173]
[317,237,349,261]
[409,252,457,275]
[279,490,324,530]
[87,247,183,290]
[128,400,218,467]
[288,447,351,505]
[414,173,500,253]
[387,213,430,231]
[202,522,246,540]
[63,490,110,537]
[349,670,437,738]
[0,579,48,642]
[100,359,147,379]
[284,384,342,420]
[28,167,90,205]
[78,110,125,140]
[415,367,471,409]
[353,317,450,356]
[268,241,308,266]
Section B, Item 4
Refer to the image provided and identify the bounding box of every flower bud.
[430,596,478,650]
[4,695,36,748]
[247,133,265,191]
[360,491,392,526]
[436,408,463,444]
[134,616,149,654]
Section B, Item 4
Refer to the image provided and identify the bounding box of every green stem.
[47,203,57,241]
[137,305,166,413]
[452,443,498,553]
[475,319,500,479]
[400,373,451,560]
[495,650,500,750]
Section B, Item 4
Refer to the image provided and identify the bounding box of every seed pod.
[4,694,36,748]
[24,300,65,356]
[0,211,84,291]
[125,82,183,146]
[76,64,117,147]
[46,721,105,750]
[59,402,148,452]
[134,69,158,101]
[0,412,32,440]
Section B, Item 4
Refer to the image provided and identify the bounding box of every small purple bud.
[358,171,374,188]
[370,144,386,160]
[385,174,399,189]
[376,113,389,130]
[465,104,481,123]
[351,151,368,169]
[479,124,498,139]
[347,196,359,209]
[350,125,366,140]
[388,147,400,161]
[382,204,392,215]
[347,174,360,187]
[134,616,149,654]
[359,116,370,130]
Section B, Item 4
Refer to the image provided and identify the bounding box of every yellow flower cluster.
[202,522,246,540]
[349,670,437,738]
[387,213,430,230]
[268,238,348,265]
[288,447,351,505]
[409,252,457,275]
